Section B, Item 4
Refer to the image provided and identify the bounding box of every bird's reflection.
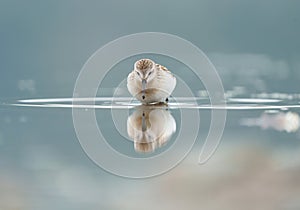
[127,104,176,153]
[240,111,300,133]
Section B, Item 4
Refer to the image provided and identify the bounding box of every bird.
[127,59,176,104]
[127,104,176,153]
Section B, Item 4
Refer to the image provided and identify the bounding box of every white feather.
[127,60,176,104]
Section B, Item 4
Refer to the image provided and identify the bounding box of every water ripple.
[3,97,300,110]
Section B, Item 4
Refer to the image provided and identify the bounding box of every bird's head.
[134,59,156,82]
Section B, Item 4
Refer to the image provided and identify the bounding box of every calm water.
[2,1,300,209]
[1,92,300,209]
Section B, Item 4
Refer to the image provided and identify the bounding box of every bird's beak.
[142,79,147,91]
[142,79,147,100]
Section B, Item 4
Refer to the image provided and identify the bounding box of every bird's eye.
[148,71,153,76]
[136,71,140,76]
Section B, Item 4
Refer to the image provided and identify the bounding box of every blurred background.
[1,0,300,209]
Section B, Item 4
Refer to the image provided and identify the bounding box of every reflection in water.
[240,111,300,133]
[127,104,176,153]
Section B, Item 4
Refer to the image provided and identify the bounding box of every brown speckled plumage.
[127,59,177,104]
[136,59,153,70]
[156,64,171,73]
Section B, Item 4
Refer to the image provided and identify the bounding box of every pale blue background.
[1,1,300,209]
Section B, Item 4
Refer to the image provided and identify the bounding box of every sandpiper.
[127,59,176,104]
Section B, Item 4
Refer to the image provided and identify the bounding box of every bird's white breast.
[127,69,176,104]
